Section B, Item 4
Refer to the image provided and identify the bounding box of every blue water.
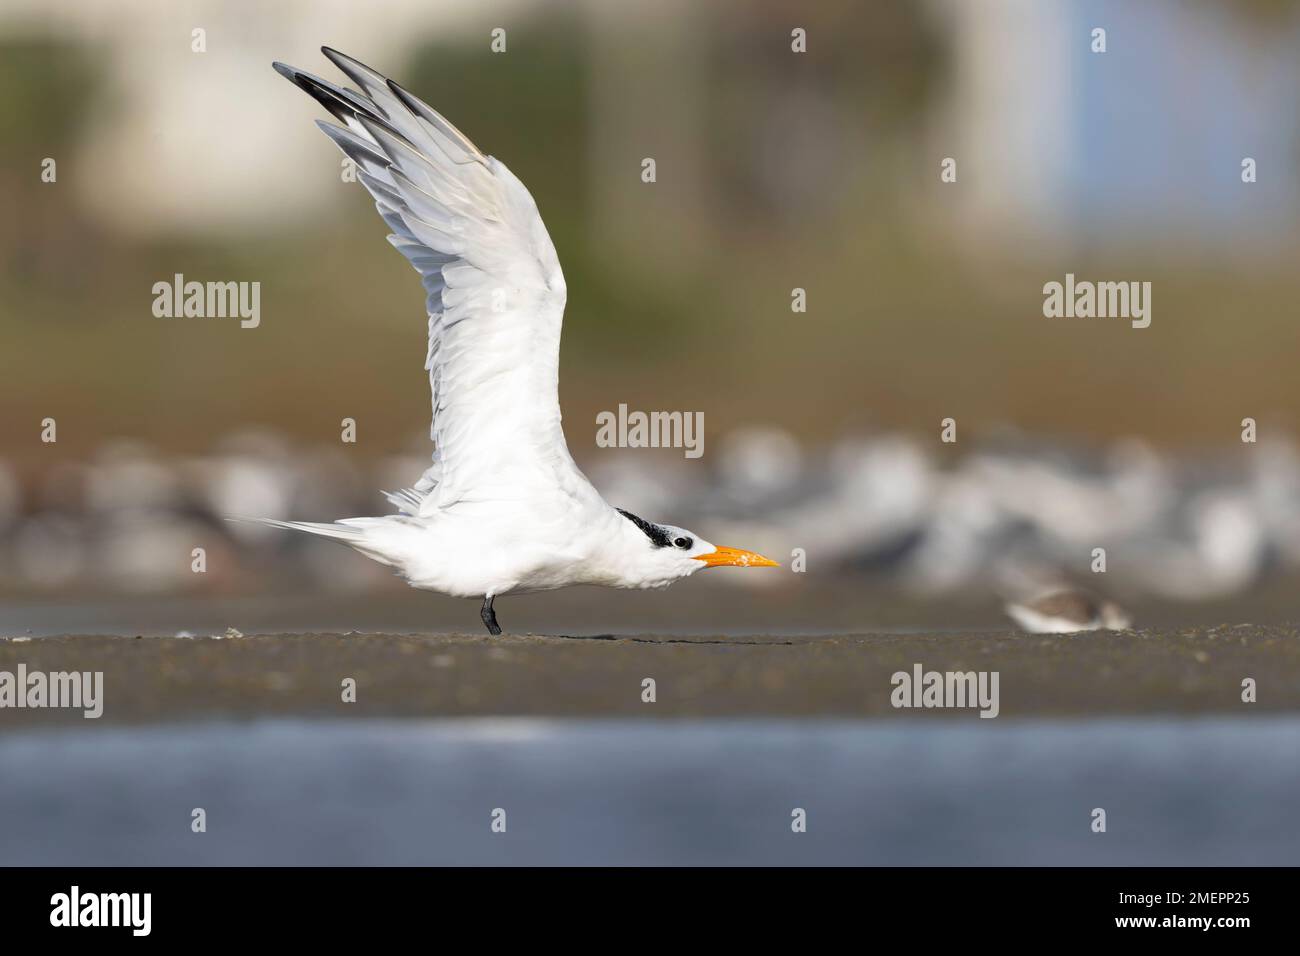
[0,717,1295,865]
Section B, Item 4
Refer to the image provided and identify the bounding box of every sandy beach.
[1,625,1294,728]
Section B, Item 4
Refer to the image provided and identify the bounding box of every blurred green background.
[4,0,1300,473]
[4,1,1300,627]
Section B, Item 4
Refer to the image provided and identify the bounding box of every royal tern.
[265,48,777,634]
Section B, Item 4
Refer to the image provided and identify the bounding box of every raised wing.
[275,48,574,514]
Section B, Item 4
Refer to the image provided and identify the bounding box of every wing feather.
[276,49,575,515]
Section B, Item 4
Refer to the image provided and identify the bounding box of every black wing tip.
[272,61,326,99]
[276,64,391,126]
[385,77,422,113]
[273,48,346,73]
[321,46,378,77]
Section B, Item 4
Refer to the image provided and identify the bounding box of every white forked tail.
[232,516,403,568]
[251,517,365,541]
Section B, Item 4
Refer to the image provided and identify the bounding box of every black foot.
[480,596,502,636]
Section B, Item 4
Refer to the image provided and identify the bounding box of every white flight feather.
[287,49,573,517]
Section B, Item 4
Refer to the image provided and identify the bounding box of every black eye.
[674,536,692,549]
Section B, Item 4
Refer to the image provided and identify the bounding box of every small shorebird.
[1004,589,1132,634]
[264,49,777,634]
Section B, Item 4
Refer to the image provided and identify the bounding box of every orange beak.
[693,546,780,569]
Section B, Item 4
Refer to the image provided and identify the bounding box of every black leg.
[480,595,502,636]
